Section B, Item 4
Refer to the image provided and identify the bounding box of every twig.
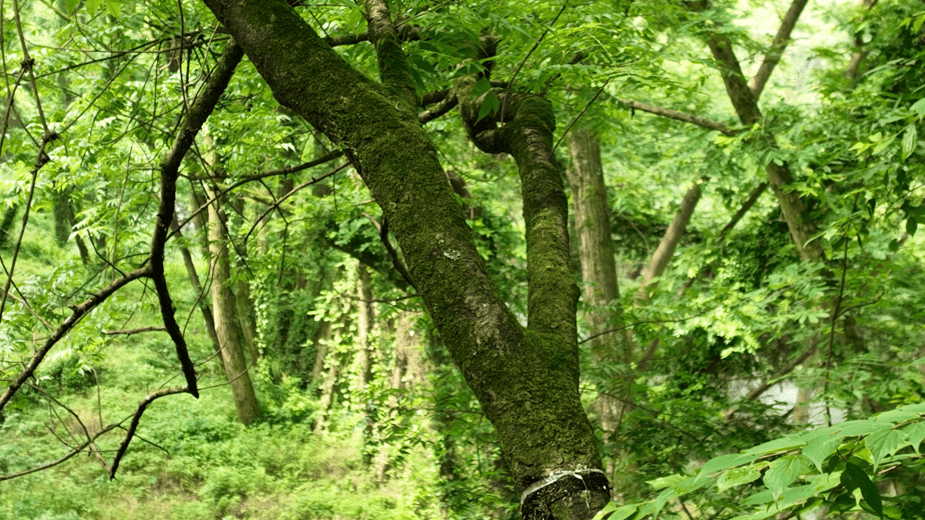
[105,327,168,336]
[551,76,611,155]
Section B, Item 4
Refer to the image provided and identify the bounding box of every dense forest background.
[2,0,925,518]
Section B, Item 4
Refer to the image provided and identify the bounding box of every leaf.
[696,453,756,480]
[873,408,921,423]
[916,13,925,33]
[86,0,101,15]
[902,421,925,453]
[834,420,893,439]
[744,436,806,456]
[802,435,840,472]
[907,217,917,236]
[902,125,917,159]
[871,135,896,155]
[717,463,763,491]
[865,429,907,469]
[912,98,925,118]
[66,0,80,13]
[105,0,121,17]
[844,462,883,518]
[596,504,636,520]
[647,474,686,490]
[763,455,806,500]
[592,501,617,520]
[475,91,499,124]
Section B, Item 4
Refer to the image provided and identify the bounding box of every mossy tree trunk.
[203,0,610,517]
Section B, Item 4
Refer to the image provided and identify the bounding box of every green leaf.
[865,429,907,469]
[844,462,883,518]
[902,421,925,453]
[907,217,917,236]
[834,420,893,439]
[916,13,925,33]
[744,436,806,456]
[475,91,499,124]
[596,504,636,520]
[647,474,686,490]
[872,135,896,155]
[902,125,917,159]
[592,501,617,520]
[86,0,101,15]
[763,455,807,500]
[802,435,840,472]
[873,408,921,423]
[105,0,121,16]
[912,98,925,118]
[66,0,80,14]
[717,463,763,491]
[697,453,756,479]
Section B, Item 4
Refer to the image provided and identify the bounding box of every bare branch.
[618,99,736,135]
[749,0,809,101]
[105,327,168,336]
[109,386,188,479]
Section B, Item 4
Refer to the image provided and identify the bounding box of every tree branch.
[618,99,736,135]
[149,39,244,398]
[749,0,809,100]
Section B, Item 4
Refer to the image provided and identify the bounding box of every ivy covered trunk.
[202,0,610,517]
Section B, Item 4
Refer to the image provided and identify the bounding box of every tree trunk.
[565,128,632,441]
[356,263,375,393]
[204,2,610,516]
[703,31,822,262]
[206,187,260,425]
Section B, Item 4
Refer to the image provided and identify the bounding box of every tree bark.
[202,1,610,515]
[356,263,375,394]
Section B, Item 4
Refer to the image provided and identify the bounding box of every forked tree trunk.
[205,2,610,517]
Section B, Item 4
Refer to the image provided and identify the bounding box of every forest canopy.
[1,0,925,519]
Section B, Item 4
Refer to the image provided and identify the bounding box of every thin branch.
[241,163,349,246]
[380,217,418,292]
[109,386,188,479]
[552,76,611,155]
[618,99,736,135]
[105,327,168,336]
[0,424,120,481]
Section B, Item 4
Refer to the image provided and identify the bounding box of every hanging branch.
[148,39,245,398]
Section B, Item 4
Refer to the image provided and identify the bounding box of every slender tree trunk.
[206,187,260,425]
[311,320,332,386]
[636,182,703,302]
[565,128,632,449]
[356,263,375,393]
[703,31,822,263]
